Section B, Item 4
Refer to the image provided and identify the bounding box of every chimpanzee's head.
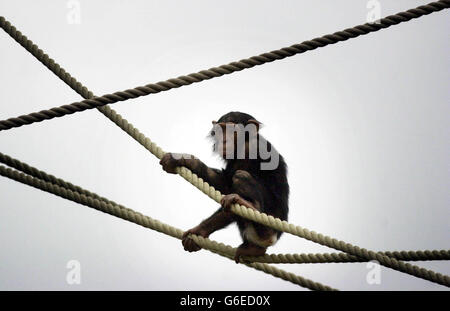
[210,111,262,160]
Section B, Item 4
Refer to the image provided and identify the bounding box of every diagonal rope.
[0,164,336,291]
[0,0,448,131]
[0,151,123,209]
[0,17,336,288]
[2,151,448,265]
[0,3,448,287]
[178,163,450,286]
[77,105,450,286]
[19,99,450,284]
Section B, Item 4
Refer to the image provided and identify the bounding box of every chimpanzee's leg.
[221,170,278,263]
[182,208,236,252]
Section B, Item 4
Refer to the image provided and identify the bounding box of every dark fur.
[160,111,289,257]
[215,111,289,227]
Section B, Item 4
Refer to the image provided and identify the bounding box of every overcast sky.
[0,0,448,291]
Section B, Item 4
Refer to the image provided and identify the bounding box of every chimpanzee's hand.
[182,226,209,252]
[159,153,185,174]
[220,194,242,214]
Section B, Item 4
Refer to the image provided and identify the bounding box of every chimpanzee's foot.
[221,194,256,214]
[182,226,209,252]
[234,242,266,264]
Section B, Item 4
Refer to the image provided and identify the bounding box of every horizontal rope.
[2,151,447,265]
[0,164,336,291]
[0,0,449,131]
[243,250,450,264]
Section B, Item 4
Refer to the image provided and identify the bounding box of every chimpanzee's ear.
[248,119,262,131]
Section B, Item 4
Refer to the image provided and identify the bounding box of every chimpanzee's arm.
[159,153,229,194]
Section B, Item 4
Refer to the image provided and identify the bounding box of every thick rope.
[243,250,450,264]
[0,0,449,131]
[0,151,124,210]
[9,87,450,285]
[0,164,336,291]
[48,104,450,285]
[81,109,450,285]
[2,151,447,265]
[177,169,450,286]
[0,4,448,287]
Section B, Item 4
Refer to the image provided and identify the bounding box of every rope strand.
[0,0,448,131]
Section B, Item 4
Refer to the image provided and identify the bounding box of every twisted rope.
[176,168,450,286]
[78,107,450,285]
[0,157,440,291]
[0,0,449,131]
[0,14,334,286]
[2,151,447,265]
[0,151,124,210]
[0,164,336,291]
[73,105,450,286]
[4,77,448,284]
[243,250,450,264]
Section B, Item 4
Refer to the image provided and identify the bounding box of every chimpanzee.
[159,111,289,263]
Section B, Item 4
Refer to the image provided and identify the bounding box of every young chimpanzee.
[159,111,289,263]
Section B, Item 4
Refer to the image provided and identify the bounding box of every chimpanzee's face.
[210,121,258,160]
[209,112,260,160]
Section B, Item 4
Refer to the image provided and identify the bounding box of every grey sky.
[0,0,448,290]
